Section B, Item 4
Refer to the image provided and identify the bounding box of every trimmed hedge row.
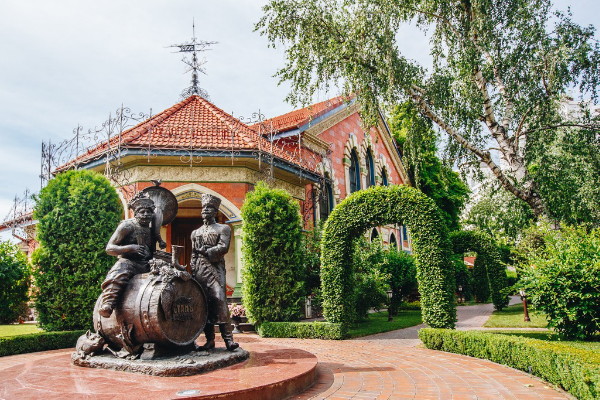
[258,321,347,340]
[321,185,455,328]
[419,328,600,400]
[0,330,85,357]
[450,230,509,310]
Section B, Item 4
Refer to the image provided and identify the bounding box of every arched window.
[319,175,334,221]
[381,168,389,186]
[366,149,375,187]
[349,149,361,193]
[370,228,379,241]
[389,232,397,249]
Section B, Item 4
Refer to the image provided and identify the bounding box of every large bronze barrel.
[94,273,207,349]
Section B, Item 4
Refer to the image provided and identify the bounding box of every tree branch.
[409,85,540,212]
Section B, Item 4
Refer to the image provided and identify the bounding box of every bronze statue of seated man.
[98,193,158,318]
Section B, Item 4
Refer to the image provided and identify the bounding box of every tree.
[241,182,306,325]
[32,170,122,331]
[464,186,535,244]
[0,241,30,323]
[257,0,600,222]
[518,224,600,339]
[389,102,469,231]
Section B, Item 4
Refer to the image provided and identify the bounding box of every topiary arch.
[321,185,456,328]
[450,230,509,310]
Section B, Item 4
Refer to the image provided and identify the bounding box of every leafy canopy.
[0,241,30,324]
[389,102,469,231]
[32,170,122,331]
[241,181,306,325]
[257,0,600,221]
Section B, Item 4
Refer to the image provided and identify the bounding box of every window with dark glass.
[389,232,397,249]
[371,228,379,241]
[381,168,389,186]
[319,176,334,221]
[349,149,361,193]
[366,149,375,187]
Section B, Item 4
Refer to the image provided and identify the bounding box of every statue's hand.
[134,245,150,259]
[158,239,167,249]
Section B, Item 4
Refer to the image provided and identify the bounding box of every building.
[2,93,412,297]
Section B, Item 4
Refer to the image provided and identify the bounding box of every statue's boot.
[197,324,216,350]
[220,323,239,351]
[98,284,120,318]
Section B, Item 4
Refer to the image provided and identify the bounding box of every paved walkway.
[0,299,567,400]
[277,296,567,399]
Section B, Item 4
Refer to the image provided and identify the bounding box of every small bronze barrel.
[94,273,207,348]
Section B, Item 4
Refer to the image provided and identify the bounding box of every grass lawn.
[484,330,600,365]
[347,310,422,338]
[0,324,43,338]
[483,303,548,328]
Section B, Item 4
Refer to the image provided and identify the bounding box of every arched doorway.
[170,198,229,268]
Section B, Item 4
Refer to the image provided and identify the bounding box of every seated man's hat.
[128,192,155,212]
[201,193,221,209]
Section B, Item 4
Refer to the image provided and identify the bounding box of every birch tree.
[256,0,600,220]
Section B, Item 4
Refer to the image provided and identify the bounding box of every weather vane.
[169,20,217,99]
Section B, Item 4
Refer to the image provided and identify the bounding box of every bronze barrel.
[94,273,207,348]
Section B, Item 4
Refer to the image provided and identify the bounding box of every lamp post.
[458,285,464,304]
[519,288,531,322]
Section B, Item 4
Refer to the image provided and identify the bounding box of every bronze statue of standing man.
[191,194,238,351]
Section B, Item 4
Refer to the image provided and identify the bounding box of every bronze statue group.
[97,190,238,353]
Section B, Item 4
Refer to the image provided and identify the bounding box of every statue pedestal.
[72,347,249,377]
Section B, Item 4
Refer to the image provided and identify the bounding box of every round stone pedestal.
[1,338,317,400]
[72,347,250,377]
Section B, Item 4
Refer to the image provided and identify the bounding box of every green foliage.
[379,246,417,316]
[351,239,389,319]
[0,241,30,324]
[483,304,548,329]
[518,224,600,339]
[0,324,42,338]
[463,187,535,245]
[388,102,469,231]
[321,185,455,328]
[257,0,600,221]
[528,125,600,227]
[420,329,600,400]
[32,170,122,331]
[450,230,509,310]
[347,310,422,338]
[0,330,85,357]
[258,321,347,339]
[241,182,305,325]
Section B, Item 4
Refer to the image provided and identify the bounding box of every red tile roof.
[61,96,319,173]
[250,96,349,133]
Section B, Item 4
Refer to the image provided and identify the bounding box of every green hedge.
[0,330,85,357]
[419,328,600,400]
[241,182,305,324]
[450,230,509,310]
[321,185,455,328]
[258,321,347,340]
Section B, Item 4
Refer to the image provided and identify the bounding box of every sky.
[0,0,597,240]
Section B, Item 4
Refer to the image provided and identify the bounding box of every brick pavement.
[263,296,568,399]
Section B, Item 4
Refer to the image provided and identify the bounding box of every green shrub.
[0,242,30,323]
[0,330,85,357]
[380,246,417,316]
[321,185,455,328]
[32,170,122,331]
[450,230,509,310]
[519,224,600,339]
[352,239,389,319]
[241,182,305,325]
[420,328,600,400]
[258,321,347,339]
